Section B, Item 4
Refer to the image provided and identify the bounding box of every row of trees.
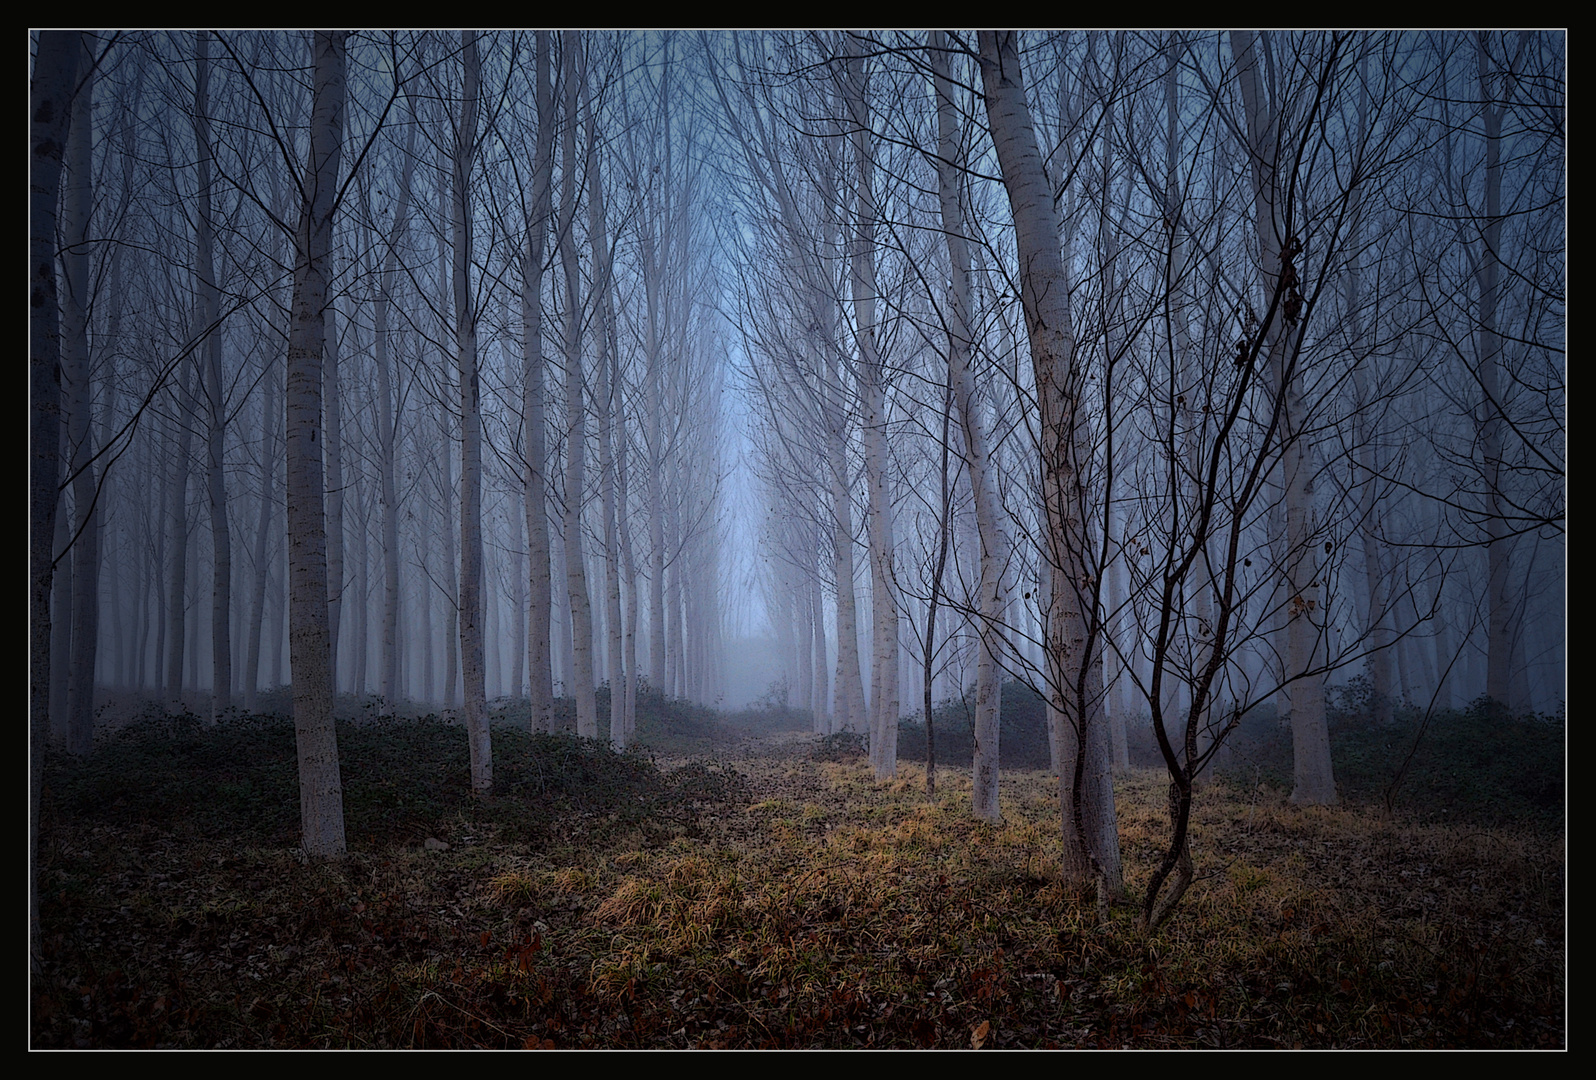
[31,31,737,873]
[729,31,1562,922]
[32,31,1562,936]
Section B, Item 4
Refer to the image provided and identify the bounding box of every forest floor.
[31,697,1564,1049]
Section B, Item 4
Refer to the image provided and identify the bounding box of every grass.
[31,693,1563,1048]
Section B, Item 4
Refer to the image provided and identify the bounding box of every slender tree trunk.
[1344,58,1394,725]
[645,244,666,693]
[269,483,286,690]
[193,33,232,717]
[561,32,598,737]
[165,363,196,706]
[932,33,1007,817]
[353,477,370,696]
[1475,33,1518,716]
[810,562,829,733]
[284,30,349,858]
[31,32,80,969]
[979,30,1123,895]
[521,31,556,733]
[61,35,99,752]
[453,30,492,790]
[509,500,526,701]
[583,75,626,746]
[1231,31,1336,805]
[1162,40,1216,781]
[51,398,74,743]
[376,102,415,706]
[431,167,461,710]
[244,349,278,710]
[843,43,899,780]
[665,454,685,698]
[618,391,640,743]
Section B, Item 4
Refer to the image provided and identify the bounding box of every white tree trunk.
[522,31,556,733]
[842,44,900,779]
[583,72,627,746]
[931,33,1007,819]
[979,30,1123,895]
[1230,31,1337,805]
[560,33,599,738]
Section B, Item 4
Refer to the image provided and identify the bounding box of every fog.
[33,29,1564,765]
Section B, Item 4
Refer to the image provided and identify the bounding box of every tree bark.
[560,32,599,737]
[978,30,1123,894]
[194,32,232,717]
[932,32,1007,818]
[375,92,416,706]
[843,41,900,781]
[61,35,97,753]
[285,30,349,858]
[1475,32,1518,716]
[31,28,81,970]
[1231,31,1336,805]
[583,69,628,746]
[453,30,492,790]
[522,30,556,733]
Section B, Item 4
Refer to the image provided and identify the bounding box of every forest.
[30,30,1563,1049]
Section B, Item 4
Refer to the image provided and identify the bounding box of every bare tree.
[520,30,557,733]
[929,32,1009,820]
[977,30,1124,897]
[284,30,350,857]
[451,30,492,790]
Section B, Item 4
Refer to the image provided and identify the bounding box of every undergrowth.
[32,704,1563,1049]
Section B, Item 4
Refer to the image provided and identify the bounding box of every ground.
[30,700,1565,1049]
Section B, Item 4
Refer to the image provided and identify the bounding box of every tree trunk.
[560,32,598,737]
[284,30,349,858]
[1231,30,1337,805]
[244,347,278,710]
[453,30,492,791]
[521,30,556,733]
[583,71,627,747]
[1343,56,1394,726]
[843,43,900,781]
[164,362,197,707]
[978,30,1123,895]
[31,29,80,967]
[932,33,1007,818]
[193,32,232,717]
[1475,33,1519,716]
[375,95,415,706]
[61,36,98,752]
[324,291,345,695]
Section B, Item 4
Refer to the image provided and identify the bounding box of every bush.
[894,681,1052,771]
[1208,693,1563,831]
